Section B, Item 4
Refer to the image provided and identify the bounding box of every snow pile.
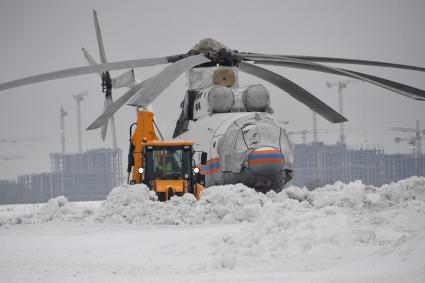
[212,176,425,270]
[0,197,95,225]
[189,184,265,224]
[33,196,93,223]
[93,184,198,224]
[1,176,425,230]
[92,183,265,224]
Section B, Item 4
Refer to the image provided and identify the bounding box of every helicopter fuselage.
[173,66,294,192]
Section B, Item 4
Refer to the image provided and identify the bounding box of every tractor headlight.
[137,167,144,174]
[193,167,200,174]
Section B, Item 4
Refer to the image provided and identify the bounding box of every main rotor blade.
[87,54,210,130]
[0,55,185,91]
[247,57,425,101]
[239,62,347,123]
[128,54,210,106]
[267,54,425,73]
[93,10,108,64]
[81,47,102,78]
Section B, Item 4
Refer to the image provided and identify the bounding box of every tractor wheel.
[157,192,165,202]
[167,188,174,200]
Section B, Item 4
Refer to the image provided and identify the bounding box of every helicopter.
[1,11,425,192]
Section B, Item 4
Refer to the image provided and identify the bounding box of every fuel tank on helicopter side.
[173,66,294,192]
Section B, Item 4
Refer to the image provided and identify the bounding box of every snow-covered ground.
[1,177,425,282]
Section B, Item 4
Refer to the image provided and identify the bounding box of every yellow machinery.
[127,110,206,201]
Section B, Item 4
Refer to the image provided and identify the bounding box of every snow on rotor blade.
[0,55,184,91]
[239,62,347,124]
[249,58,425,101]
[128,54,210,106]
[112,69,137,89]
[87,54,210,130]
[93,10,108,64]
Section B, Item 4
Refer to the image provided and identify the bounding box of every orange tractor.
[127,109,206,201]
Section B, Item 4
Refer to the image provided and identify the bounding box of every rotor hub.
[188,38,240,66]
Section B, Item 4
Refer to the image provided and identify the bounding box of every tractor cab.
[140,140,205,201]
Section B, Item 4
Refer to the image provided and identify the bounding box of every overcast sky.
[0,0,424,179]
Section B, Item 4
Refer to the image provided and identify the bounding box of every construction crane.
[318,128,359,136]
[312,111,318,143]
[391,120,425,158]
[0,154,24,161]
[60,106,67,155]
[287,130,310,144]
[0,137,46,143]
[73,91,88,153]
[287,128,360,144]
[326,79,362,145]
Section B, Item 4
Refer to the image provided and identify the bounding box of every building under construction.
[292,142,425,188]
[1,148,122,204]
[50,148,122,201]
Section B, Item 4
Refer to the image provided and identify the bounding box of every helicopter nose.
[247,147,285,176]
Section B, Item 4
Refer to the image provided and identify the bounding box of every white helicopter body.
[174,66,294,191]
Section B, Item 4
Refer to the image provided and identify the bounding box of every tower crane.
[391,120,425,158]
[0,155,24,161]
[326,79,363,145]
[287,130,309,144]
[73,91,88,153]
[287,128,360,144]
[60,106,67,155]
[0,137,46,143]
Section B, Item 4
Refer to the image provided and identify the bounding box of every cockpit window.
[152,148,184,179]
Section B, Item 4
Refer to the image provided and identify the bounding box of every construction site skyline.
[1,112,423,180]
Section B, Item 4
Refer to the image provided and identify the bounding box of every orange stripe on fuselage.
[203,167,221,175]
[196,158,220,168]
[197,158,220,175]
[248,158,285,165]
[206,158,219,164]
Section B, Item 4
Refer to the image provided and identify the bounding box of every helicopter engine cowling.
[208,85,234,113]
[242,84,271,112]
